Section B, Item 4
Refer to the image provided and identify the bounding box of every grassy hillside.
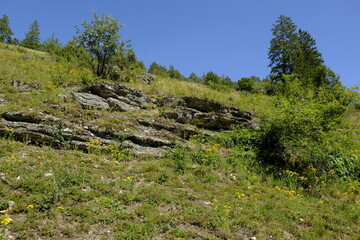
[0,43,359,239]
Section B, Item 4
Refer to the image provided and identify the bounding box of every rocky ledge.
[0,82,253,156]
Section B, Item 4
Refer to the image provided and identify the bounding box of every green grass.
[0,42,359,239]
[0,138,359,239]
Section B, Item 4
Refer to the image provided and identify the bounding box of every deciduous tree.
[75,12,129,78]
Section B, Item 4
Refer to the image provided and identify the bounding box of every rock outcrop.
[0,82,254,156]
[72,82,152,111]
[160,96,252,130]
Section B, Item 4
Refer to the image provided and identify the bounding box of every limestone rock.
[90,82,149,107]
[107,97,140,112]
[72,92,110,110]
[2,111,61,124]
[134,73,154,84]
[160,96,252,130]
[137,118,198,139]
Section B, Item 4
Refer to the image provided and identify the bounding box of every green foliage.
[148,61,169,78]
[268,15,298,82]
[203,71,220,85]
[257,92,358,178]
[268,15,337,93]
[75,11,130,78]
[237,77,255,92]
[188,72,202,83]
[111,49,147,82]
[168,65,186,80]
[42,33,62,54]
[0,15,13,43]
[21,20,41,50]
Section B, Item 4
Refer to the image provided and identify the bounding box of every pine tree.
[293,29,324,86]
[0,15,13,43]
[268,15,298,83]
[21,20,41,50]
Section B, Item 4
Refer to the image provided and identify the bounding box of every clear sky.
[2,0,359,87]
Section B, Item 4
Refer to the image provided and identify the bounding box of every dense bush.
[256,89,359,178]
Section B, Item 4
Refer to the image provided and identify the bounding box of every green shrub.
[257,94,358,178]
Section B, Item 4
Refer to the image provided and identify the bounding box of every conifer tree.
[268,15,298,83]
[0,15,13,43]
[293,29,324,86]
[21,20,41,50]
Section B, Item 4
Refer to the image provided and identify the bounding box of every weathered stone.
[134,73,154,84]
[0,94,7,105]
[157,97,182,107]
[121,140,167,157]
[182,96,225,112]
[137,118,198,139]
[2,111,61,124]
[127,134,173,147]
[107,97,140,112]
[13,80,40,92]
[163,109,250,130]
[0,117,114,149]
[90,82,149,107]
[72,92,110,110]
[159,96,252,130]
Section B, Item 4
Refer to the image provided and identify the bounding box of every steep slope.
[0,43,359,239]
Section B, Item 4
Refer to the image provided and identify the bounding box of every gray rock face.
[72,92,110,110]
[72,82,151,111]
[137,118,198,139]
[0,110,195,156]
[90,82,149,107]
[0,113,114,149]
[107,97,140,112]
[160,96,252,130]
[134,73,154,84]
[0,82,255,156]
[2,111,61,124]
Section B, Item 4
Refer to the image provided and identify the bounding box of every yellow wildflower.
[299,176,308,181]
[1,215,12,225]
[26,204,34,209]
[57,206,64,210]
[0,209,8,214]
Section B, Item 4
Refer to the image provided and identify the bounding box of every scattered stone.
[0,94,7,105]
[0,172,6,180]
[8,201,15,210]
[121,140,167,157]
[13,80,40,92]
[44,173,54,177]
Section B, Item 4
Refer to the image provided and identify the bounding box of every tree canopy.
[0,15,13,43]
[75,12,129,78]
[21,20,41,50]
[268,15,341,92]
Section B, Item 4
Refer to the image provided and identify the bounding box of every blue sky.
[2,0,359,87]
